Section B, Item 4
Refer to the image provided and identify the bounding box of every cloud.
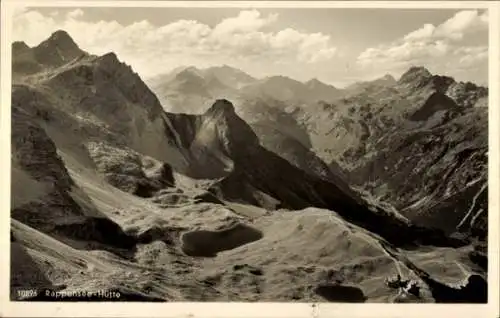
[454,46,488,67]
[66,9,84,19]
[12,5,28,17]
[404,24,436,41]
[12,8,338,78]
[403,10,488,41]
[213,10,278,34]
[357,10,488,83]
[435,10,488,40]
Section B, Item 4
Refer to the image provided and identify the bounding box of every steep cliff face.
[162,99,259,179]
[287,66,488,239]
[349,108,487,235]
[233,97,339,182]
[11,104,135,249]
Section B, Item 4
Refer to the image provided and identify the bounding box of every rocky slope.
[291,66,488,239]
[11,102,137,253]
[10,30,487,303]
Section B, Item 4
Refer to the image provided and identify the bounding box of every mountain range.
[148,61,488,240]
[10,30,488,303]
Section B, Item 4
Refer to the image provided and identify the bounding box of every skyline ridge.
[13,28,489,92]
[12,8,488,87]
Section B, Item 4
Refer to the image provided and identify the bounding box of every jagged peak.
[93,52,125,73]
[99,52,119,63]
[48,30,73,41]
[399,66,432,83]
[407,66,432,76]
[39,29,80,50]
[456,80,487,91]
[201,98,260,154]
[31,30,86,68]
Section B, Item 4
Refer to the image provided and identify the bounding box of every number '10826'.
[17,289,38,298]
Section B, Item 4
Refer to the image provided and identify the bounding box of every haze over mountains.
[10,30,488,303]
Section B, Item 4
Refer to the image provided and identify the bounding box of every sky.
[12,6,489,87]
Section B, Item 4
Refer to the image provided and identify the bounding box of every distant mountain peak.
[219,64,235,70]
[43,30,80,51]
[398,66,463,93]
[174,67,205,86]
[380,74,396,82]
[100,51,119,61]
[407,66,432,75]
[206,64,250,76]
[31,30,85,68]
[177,66,203,78]
[48,30,73,41]
[398,66,434,87]
[306,78,323,85]
[203,65,256,89]
[271,75,290,80]
[264,75,301,84]
[305,78,337,89]
[95,52,123,69]
[184,65,201,72]
[399,66,432,82]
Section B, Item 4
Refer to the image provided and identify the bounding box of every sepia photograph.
[1,0,499,317]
